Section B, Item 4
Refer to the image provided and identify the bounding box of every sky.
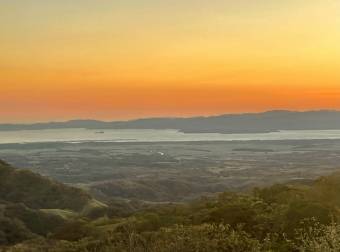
[1,0,340,122]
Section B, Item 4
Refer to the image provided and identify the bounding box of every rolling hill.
[0,160,107,245]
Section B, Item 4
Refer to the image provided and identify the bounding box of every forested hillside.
[0,160,107,246]
[3,160,340,251]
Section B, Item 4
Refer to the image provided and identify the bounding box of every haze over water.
[1,129,340,144]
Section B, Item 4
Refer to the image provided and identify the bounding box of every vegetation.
[0,160,91,211]
[0,160,107,246]
[3,159,340,251]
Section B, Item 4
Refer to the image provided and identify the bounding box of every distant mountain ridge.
[2,110,340,133]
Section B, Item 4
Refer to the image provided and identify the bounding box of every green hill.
[0,160,107,245]
[0,160,90,211]
[4,158,340,251]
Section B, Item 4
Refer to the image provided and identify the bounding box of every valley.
[1,139,340,203]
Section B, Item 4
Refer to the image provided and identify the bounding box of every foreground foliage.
[3,159,340,251]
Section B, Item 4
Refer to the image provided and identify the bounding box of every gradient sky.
[1,0,340,122]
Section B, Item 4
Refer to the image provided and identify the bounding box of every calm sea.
[1,128,340,144]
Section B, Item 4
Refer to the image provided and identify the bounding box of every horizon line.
[1,109,340,125]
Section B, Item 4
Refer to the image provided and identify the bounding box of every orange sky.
[1,1,340,122]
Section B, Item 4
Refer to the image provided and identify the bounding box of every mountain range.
[1,110,340,133]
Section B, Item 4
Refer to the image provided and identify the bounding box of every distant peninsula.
[2,110,340,134]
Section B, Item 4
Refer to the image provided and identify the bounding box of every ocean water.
[1,128,340,144]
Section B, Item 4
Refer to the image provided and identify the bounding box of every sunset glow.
[1,0,340,122]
